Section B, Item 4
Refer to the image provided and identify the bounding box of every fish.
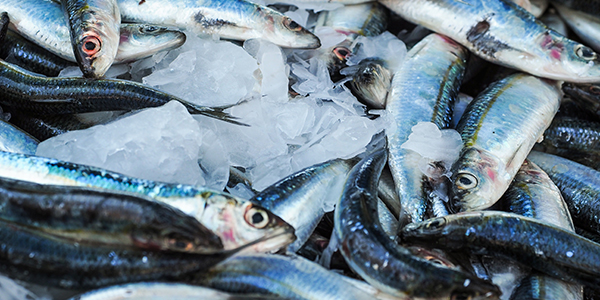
[401,211,600,289]
[0,118,38,155]
[3,108,97,141]
[0,219,236,289]
[562,82,600,119]
[68,282,275,300]
[554,3,600,53]
[379,0,600,82]
[0,12,8,43]
[60,0,121,78]
[386,33,468,225]
[0,151,294,253]
[347,58,392,109]
[335,148,500,299]
[549,0,600,15]
[540,7,569,36]
[449,73,561,212]
[117,0,320,49]
[0,59,242,125]
[250,157,356,252]
[533,117,600,170]
[0,176,224,254]
[501,159,583,300]
[193,253,394,300]
[527,151,600,237]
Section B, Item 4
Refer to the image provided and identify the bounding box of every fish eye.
[283,18,302,31]
[575,44,597,61]
[141,25,160,33]
[589,85,600,95]
[81,36,101,56]
[167,234,194,251]
[333,47,351,60]
[455,173,478,190]
[245,206,270,229]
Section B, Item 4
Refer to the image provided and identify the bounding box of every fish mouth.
[240,227,296,254]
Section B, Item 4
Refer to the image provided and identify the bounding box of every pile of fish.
[1,0,600,299]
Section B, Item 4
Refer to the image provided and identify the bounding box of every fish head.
[528,29,600,82]
[449,148,505,212]
[115,24,186,63]
[202,194,295,253]
[267,15,321,49]
[74,24,119,78]
[350,58,391,109]
[563,82,600,113]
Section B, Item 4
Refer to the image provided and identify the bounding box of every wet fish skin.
[401,211,600,288]
[3,108,95,142]
[0,59,241,124]
[386,33,468,225]
[335,148,500,299]
[449,73,561,212]
[534,117,600,170]
[0,151,292,252]
[379,0,600,82]
[550,0,600,15]
[0,118,38,155]
[0,219,235,289]
[193,253,391,300]
[61,0,121,78]
[0,177,224,254]
[510,275,583,300]
[0,12,8,43]
[527,151,600,236]
[69,282,274,300]
[250,157,356,252]
[117,0,320,49]
[0,30,76,77]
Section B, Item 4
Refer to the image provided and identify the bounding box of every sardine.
[3,109,96,141]
[348,58,392,109]
[61,0,121,78]
[0,118,38,155]
[562,82,600,119]
[250,157,356,252]
[117,0,320,49]
[0,151,294,253]
[0,59,241,125]
[193,253,397,300]
[527,151,600,236]
[379,0,600,82]
[0,177,225,254]
[69,282,272,300]
[0,12,8,43]
[386,33,467,224]
[402,211,600,289]
[502,159,583,300]
[0,219,235,289]
[554,3,600,53]
[540,8,568,36]
[449,73,561,212]
[335,148,500,299]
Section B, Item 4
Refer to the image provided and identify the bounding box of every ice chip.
[346,31,407,72]
[244,39,289,103]
[314,26,347,49]
[401,122,463,178]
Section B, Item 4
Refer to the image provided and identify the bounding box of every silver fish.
[117,0,320,49]
[0,119,38,155]
[0,151,294,253]
[379,0,600,82]
[449,73,561,212]
[115,24,186,63]
[386,33,468,225]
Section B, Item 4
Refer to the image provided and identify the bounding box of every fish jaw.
[450,148,510,212]
[114,24,186,63]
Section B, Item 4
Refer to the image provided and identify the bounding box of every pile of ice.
[38,20,404,193]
